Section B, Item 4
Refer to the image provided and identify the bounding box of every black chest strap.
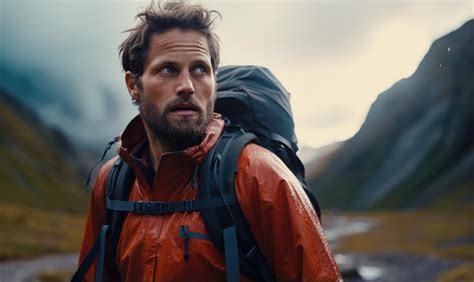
[106,193,236,214]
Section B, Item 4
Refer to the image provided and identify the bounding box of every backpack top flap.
[215,65,299,152]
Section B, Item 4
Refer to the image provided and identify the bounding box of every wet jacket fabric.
[78,114,341,282]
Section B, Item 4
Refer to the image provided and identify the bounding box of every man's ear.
[125,71,141,103]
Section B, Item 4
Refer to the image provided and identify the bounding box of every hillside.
[0,91,89,259]
[308,19,474,210]
[0,92,89,212]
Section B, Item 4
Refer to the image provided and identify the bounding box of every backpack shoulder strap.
[105,157,136,260]
[71,155,134,282]
[198,127,276,282]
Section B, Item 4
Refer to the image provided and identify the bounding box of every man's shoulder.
[239,143,278,164]
[238,143,295,180]
[99,156,119,179]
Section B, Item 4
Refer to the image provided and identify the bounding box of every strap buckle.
[134,201,166,214]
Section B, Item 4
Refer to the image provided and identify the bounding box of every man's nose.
[176,71,195,96]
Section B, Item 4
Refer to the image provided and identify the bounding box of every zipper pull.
[180,225,190,262]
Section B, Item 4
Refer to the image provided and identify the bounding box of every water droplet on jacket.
[439,64,442,67]
[447,47,451,52]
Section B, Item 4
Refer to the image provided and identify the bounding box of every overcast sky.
[1,0,473,148]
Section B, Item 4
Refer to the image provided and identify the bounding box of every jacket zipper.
[179,225,211,262]
[152,254,157,282]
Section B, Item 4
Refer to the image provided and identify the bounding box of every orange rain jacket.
[79,114,341,281]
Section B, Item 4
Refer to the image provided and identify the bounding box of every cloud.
[303,105,356,128]
[1,0,472,149]
[206,1,412,67]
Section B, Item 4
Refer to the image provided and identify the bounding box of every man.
[79,1,341,281]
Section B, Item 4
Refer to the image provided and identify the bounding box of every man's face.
[133,29,216,150]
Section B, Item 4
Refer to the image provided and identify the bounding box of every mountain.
[0,62,135,152]
[308,19,474,210]
[299,142,344,179]
[0,91,89,213]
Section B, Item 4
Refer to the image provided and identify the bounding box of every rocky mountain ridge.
[308,19,474,210]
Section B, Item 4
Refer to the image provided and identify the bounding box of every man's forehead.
[149,29,210,56]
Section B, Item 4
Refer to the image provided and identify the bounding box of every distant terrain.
[305,21,474,280]
[0,92,89,212]
[308,19,474,210]
[0,92,89,260]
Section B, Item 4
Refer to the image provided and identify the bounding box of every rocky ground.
[336,252,464,281]
[0,253,76,282]
[326,215,468,281]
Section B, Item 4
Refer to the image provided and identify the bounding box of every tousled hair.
[119,1,221,80]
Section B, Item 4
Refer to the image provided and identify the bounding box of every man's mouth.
[168,103,200,115]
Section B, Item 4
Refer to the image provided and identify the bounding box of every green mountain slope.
[0,91,89,259]
[0,92,89,212]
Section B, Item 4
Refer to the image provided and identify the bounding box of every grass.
[334,205,474,281]
[336,206,474,260]
[35,270,75,282]
[431,179,474,211]
[0,204,86,260]
[437,263,474,282]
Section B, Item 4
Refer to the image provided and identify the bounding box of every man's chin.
[166,113,201,123]
[166,114,202,128]
[162,126,206,150]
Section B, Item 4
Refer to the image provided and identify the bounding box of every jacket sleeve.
[235,144,341,282]
[78,157,121,282]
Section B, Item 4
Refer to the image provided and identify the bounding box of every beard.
[139,95,214,151]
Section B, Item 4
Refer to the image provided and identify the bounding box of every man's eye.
[160,65,177,74]
[192,65,208,74]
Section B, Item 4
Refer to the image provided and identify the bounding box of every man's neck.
[143,127,169,171]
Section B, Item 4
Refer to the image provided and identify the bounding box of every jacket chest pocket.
[178,225,212,262]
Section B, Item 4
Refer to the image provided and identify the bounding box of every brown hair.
[119,1,221,79]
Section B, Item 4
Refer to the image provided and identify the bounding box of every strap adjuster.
[246,246,265,266]
[134,201,166,214]
[185,200,193,211]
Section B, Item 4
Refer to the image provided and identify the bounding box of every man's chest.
[114,181,229,282]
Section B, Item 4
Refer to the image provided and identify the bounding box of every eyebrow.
[149,57,211,70]
[191,58,212,67]
[145,60,177,73]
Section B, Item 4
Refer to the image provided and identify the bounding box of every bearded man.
[77,2,341,281]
